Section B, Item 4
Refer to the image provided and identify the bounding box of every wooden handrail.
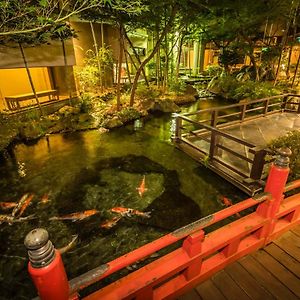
[182,93,290,117]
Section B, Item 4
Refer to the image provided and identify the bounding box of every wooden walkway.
[179,224,300,300]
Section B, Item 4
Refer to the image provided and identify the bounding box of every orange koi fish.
[111,207,151,218]
[49,209,99,222]
[40,193,51,204]
[220,196,232,207]
[100,216,122,229]
[136,175,148,197]
[17,194,34,217]
[220,196,241,218]
[0,202,17,211]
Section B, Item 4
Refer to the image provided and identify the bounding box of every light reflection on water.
[0,98,245,299]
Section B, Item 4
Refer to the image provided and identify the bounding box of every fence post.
[182,230,204,281]
[281,95,288,111]
[250,148,267,180]
[174,114,182,142]
[209,111,218,159]
[24,228,70,300]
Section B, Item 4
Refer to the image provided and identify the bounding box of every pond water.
[0,98,246,299]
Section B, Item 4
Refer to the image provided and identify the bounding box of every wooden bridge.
[26,149,300,300]
[172,93,300,195]
[180,224,300,300]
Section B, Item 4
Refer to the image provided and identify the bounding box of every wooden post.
[281,95,288,112]
[209,111,218,159]
[250,148,267,180]
[263,99,269,115]
[174,116,182,142]
[240,103,246,121]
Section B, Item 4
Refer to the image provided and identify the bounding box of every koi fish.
[0,214,36,225]
[219,196,241,218]
[58,235,78,254]
[12,194,29,217]
[100,216,122,229]
[111,207,151,218]
[16,194,34,217]
[136,175,148,197]
[220,196,232,207]
[40,193,51,204]
[0,202,17,211]
[49,209,99,222]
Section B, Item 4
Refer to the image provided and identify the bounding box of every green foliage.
[74,47,113,93]
[78,93,93,113]
[206,65,223,77]
[208,75,282,101]
[219,48,243,68]
[117,107,141,123]
[269,131,300,180]
[135,84,161,100]
[168,79,186,95]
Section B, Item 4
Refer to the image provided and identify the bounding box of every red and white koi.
[12,194,31,217]
[49,209,99,222]
[16,194,34,217]
[0,214,36,225]
[111,207,151,218]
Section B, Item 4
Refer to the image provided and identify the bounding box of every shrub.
[78,93,93,113]
[268,131,300,180]
[168,79,186,95]
[117,107,141,123]
[135,84,160,100]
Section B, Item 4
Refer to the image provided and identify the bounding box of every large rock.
[151,99,181,113]
[58,105,80,117]
[102,116,123,129]
[18,122,45,141]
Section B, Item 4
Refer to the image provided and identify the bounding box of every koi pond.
[0,99,246,299]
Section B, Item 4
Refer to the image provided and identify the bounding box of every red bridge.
[25,148,300,300]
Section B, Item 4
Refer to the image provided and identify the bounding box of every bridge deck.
[176,112,300,194]
[179,224,300,300]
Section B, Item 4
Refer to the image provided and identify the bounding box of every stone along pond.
[0,99,246,299]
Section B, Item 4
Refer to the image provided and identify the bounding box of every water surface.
[0,99,245,299]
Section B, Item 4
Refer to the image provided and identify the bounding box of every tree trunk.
[175,33,184,79]
[116,26,124,110]
[90,22,103,92]
[248,51,260,81]
[61,40,73,105]
[291,53,300,88]
[129,6,177,106]
[19,43,43,115]
[122,27,149,86]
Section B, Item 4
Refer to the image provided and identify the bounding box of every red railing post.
[182,230,204,281]
[24,228,70,300]
[256,148,291,241]
[264,148,291,216]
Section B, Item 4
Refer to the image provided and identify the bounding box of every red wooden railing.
[26,148,300,300]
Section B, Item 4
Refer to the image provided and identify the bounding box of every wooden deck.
[179,224,300,300]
